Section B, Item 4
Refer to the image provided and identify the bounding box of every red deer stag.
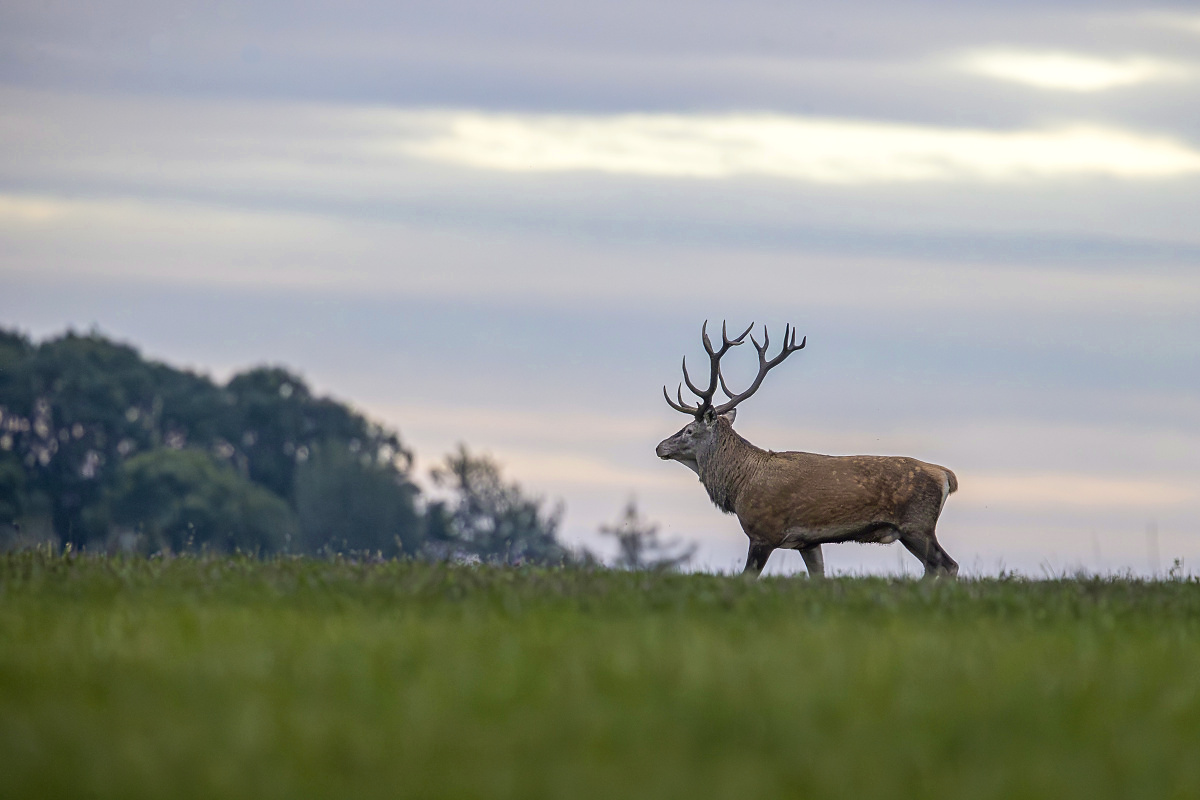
[656,321,958,578]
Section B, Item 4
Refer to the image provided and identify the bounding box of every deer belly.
[780,522,901,548]
[779,526,840,548]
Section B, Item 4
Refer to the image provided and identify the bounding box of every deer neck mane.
[696,418,765,514]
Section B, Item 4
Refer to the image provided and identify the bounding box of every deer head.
[655,321,805,470]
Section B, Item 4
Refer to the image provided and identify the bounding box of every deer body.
[656,322,958,578]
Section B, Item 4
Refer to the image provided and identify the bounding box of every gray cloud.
[2,0,1198,573]
[3,1,1199,124]
[3,88,1198,274]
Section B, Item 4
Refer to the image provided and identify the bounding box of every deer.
[655,321,958,578]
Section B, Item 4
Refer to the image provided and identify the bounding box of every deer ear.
[721,408,737,424]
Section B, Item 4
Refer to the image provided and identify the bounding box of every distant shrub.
[106,448,297,554]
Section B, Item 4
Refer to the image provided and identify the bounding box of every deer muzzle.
[656,434,685,460]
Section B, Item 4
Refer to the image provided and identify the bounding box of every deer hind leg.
[743,542,774,576]
[799,544,825,578]
[899,529,959,578]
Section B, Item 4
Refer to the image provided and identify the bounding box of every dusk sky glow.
[2,0,1198,574]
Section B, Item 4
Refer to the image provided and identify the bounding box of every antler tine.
[681,383,705,416]
[790,327,807,353]
[681,356,707,398]
[715,321,756,399]
[775,323,806,360]
[704,320,754,355]
[718,370,736,399]
[713,322,806,415]
[663,320,761,417]
[750,323,769,356]
[686,321,720,409]
[700,319,754,412]
[699,320,746,408]
[663,384,699,415]
[728,321,754,347]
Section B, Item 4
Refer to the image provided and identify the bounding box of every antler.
[713,324,805,415]
[664,321,805,417]
[663,320,753,416]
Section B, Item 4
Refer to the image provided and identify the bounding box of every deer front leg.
[743,542,774,576]
[799,544,825,578]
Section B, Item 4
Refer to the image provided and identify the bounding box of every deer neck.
[696,420,765,514]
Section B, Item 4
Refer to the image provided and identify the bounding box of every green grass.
[2,552,1199,799]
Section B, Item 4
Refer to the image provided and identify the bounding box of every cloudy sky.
[3,0,1198,575]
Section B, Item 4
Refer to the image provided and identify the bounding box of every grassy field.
[2,551,1199,799]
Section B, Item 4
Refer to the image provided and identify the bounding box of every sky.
[2,0,1198,575]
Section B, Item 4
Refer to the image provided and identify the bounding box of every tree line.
[0,328,692,568]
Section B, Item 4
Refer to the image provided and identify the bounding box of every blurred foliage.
[430,444,572,565]
[0,327,423,555]
[599,499,695,571]
[294,440,422,557]
[105,448,297,554]
[0,451,24,522]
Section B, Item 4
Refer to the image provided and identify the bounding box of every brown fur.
[658,415,958,577]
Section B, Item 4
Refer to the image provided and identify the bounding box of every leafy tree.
[293,440,421,556]
[598,499,695,571]
[0,330,220,545]
[0,328,423,552]
[0,329,33,401]
[106,448,296,554]
[217,366,416,501]
[0,452,24,524]
[430,445,570,565]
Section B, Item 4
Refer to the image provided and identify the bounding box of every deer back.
[697,418,955,547]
